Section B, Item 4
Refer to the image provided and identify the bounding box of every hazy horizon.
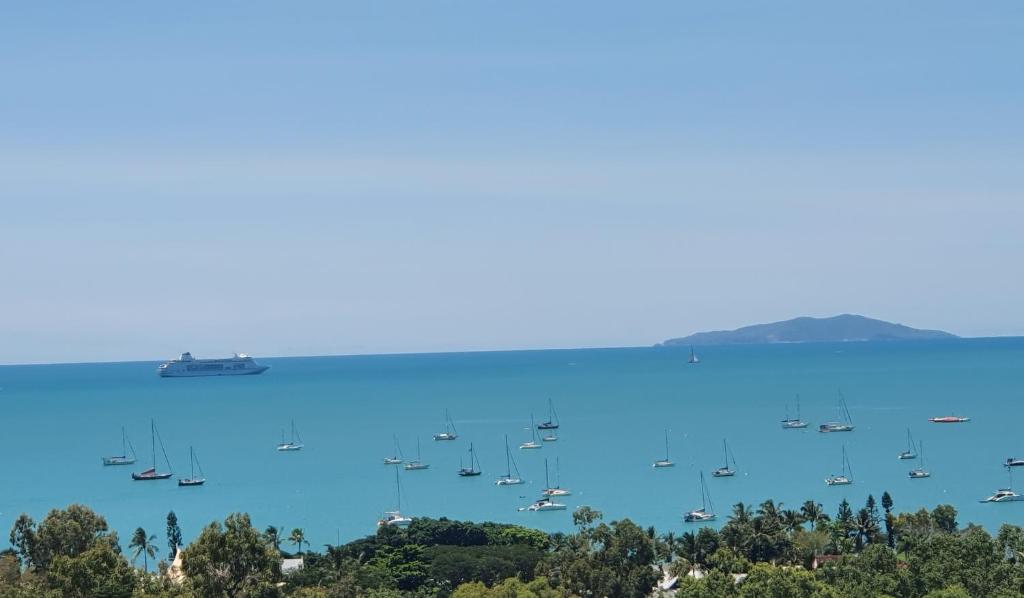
[3,2,1022,365]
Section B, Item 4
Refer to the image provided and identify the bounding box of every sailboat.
[383,435,404,465]
[909,441,930,479]
[542,457,571,496]
[102,426,138,466]
[1005,457,1024,468]
[898,428,918,460]
[457,442,482,477]
[818,392,855,433]
[178,446,206,487]
[520,414,542,449]
[653,429,674,468]
[688,346,700,364]
[276,420,304,451]
[132,420,173,481]
[683,472,715,522]
[433,410,458,441]
[495,435,524,485]
[378,467,413,527]
[403,437,430,470]
[825,445,853,485]
[711,439,737,477]
[982,467,1024,502]
[781,395,808,429]
[538,399,560,430]
[527,496,567,511]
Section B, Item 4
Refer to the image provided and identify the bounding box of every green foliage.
[180,513,282,597]
[451,576,560,598]
[46,541,135,598]
[130,528,159,573]
[167,512,182,560]
[8,505,116,571]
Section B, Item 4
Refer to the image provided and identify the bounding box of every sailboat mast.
[723,439,728,467]
[504,435,511,476]
[150,420,156,468]
[664,430,670,460]
[544,458,550,488]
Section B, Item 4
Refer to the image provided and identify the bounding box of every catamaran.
[819,392,855,433]
[276,420,304,451]
[458,442,482,477]
[688,346,700,364]
[527,496,567,511]
[520,414,542,449]
[711,439,737,477]
[132,420,173,481]
[496,435,525,486]
[538,399,560,430]
[684,472,715,522]
[898,428,918,460]
[433,410,458,441]
[653,429,674,468]
[542,457,571,496]
[781,395,808,429]
[102,426,138,466]
[825,445,853,486]
[378,467,413,527]
[908,441,930,479]
[404,438,430,470]
[383,435,404,465]
[929,415,970,423]
[178,446,206,487]
[1005,458,1024,468]
[982,468,1024,502]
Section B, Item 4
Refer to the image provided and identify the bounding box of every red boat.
[929,416,970,423]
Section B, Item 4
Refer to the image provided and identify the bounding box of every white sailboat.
[520,414,542,449]
[909,441,930,479]
[378,467,413,527]
[688,346,700,364]
[711,439,737,477]
[653,429,674,468]
[781,395,808,429]
[684,472,715,522]
[542,457,571,496]
[898,428,918,460]
[102,426,138,466]
[496,435,524,486]
[818,392,855,433]
[403,437,430,470]
[178,446,206,487]
[825,445,853,486]
[527,496,567,511]
[276,420,304,451]
[383,435,404,465]
[433,409,458,441]
[982,468,1024,502]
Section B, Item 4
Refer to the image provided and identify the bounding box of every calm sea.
[2,339,1023,550]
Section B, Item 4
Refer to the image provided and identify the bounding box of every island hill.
[660,314,958,346]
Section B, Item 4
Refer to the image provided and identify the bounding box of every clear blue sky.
[1,2,1022,364]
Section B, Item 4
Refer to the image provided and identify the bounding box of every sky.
[1,2,1022,364]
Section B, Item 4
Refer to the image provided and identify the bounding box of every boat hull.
[178,479,206,486]
[132,472,173,481]
[458,470,481,477]
[102,457,136,466]
[653,460,674,468]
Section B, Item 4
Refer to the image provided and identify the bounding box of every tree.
[290,528,308,555]
[264,525,282,552]
[46,541,135,598]
[8,505,115,571]
[572,506,603,529]
[166,511,182,560]
[181,513,282,597]
[129,527,158,572]
[931,505,958,534]
[881,492,895,549]
[800,501,829,530]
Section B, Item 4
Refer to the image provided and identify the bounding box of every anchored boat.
[178,446,206,487]
[496,435,524,486]
[711,439,737,477]
[132,420,173,481]
[825,445,853,486]
[684,472,715,522]
[102,426,138,466]
[404,438,430,470]
[276,420,304,451]
[457,443,482,477]
[433,410,458,441]
[653,429,674,468]
[819,392,855,433]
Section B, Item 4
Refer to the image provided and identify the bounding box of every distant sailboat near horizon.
[102,426,138,466]
[434,410,458,441]
[538,399,560,430]
[496,435,524,486]
[384,435,404,465]
[520,414,542,449]
[404,437,430,470]
[684,472,715,522]
[458,442,482,477]
[653,429,674,468]
[378,467,413,527]
[909,441,930,479]
[711,439,737,477]
[825,445,853,486]
[819,392,855,433]
[178,446,206,487]
[132,420,173,481]
[781,395,808,429]
[276,420,304,451]
[898,428,918,460]
[688,346,700,364]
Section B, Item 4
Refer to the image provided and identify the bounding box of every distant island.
[659,314,958,346]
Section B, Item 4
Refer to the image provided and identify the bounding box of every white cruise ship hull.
[157,352,269,377]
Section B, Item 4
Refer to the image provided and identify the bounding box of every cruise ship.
[157,352,269,377]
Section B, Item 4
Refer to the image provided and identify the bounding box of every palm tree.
[729,502,753,525]
[782,509,804,533]
[289,528,307,555]
[800,500,829,530]
[659,531,678,563]
[264,525,281,552]
[130,527,159,572]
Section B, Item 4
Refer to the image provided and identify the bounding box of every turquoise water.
[2,339,1023,550]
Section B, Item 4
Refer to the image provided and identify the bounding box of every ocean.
[1,339,1022,550]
